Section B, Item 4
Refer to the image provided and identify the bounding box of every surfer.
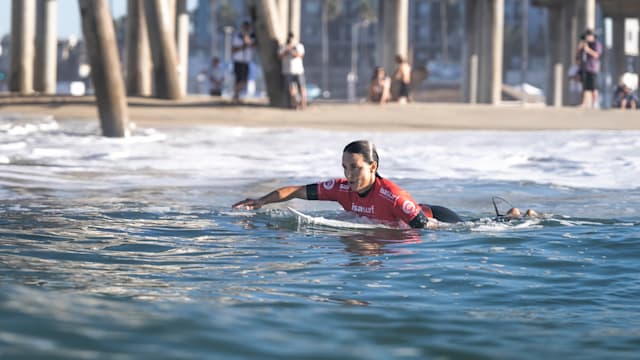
[233,140,461,228]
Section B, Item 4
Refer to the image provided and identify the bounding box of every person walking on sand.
[576,29,602,109]
[394,54,412,104]
[231,21,255,102]
[278,32,307,109]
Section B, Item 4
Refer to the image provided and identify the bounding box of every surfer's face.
[342,152,377,194]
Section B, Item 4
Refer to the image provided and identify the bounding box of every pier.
[3,0,640,136]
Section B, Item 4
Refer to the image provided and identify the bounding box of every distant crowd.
[204,20,429,109]
[205,22,637,111]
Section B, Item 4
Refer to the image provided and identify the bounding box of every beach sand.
[1,95,639,131]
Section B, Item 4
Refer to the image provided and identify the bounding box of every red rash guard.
[306,177,431,228]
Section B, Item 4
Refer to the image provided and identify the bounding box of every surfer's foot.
[506,208,539,218]
[506,207,522,218]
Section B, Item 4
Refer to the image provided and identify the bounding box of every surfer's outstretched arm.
[233,185,307,210]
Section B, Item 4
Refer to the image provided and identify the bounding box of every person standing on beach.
[231,21,255,102]
[393,55,412,104]
[279,32,307,109]
[576,29,602,109]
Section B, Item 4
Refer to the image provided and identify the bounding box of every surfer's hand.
[233,198,263,210]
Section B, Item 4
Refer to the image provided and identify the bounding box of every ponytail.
[343,140,381,177]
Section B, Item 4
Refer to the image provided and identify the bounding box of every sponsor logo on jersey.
[322,179,335,190]
[402,200,417,215]
[339,184,350,192]
[379,187,398,202]
[351,203,375,215]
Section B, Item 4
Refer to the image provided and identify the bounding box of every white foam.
[1,116,639,191]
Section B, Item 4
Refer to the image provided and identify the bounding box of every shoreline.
[1,95,639,131]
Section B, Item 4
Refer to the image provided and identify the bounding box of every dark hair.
[371,66,384,81]
[343,140,381,177]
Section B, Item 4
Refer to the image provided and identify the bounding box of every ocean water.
[1,114,639,359]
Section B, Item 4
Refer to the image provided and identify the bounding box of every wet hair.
[343,140,381,177]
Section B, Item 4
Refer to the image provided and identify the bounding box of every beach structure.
[125,0,152,97]
[78,0,129,137]
[34,0,57,95]
[5,0,640,126]
[461,0,505,105]
[379,1,409,80]
[144,0,182,100]
[9,0,35,95]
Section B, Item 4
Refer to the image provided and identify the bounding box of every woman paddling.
[233,140,462,228]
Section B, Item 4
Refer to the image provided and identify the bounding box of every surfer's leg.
[429,205,462,223]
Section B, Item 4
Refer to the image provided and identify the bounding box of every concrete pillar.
[489,0,504,104]
[9,0,36,94]
[477,0,490,104]
[276,0,288,42]
[78,0,129,137]
[251,0,287,107]
[477,0,503,105]
[144,0,182,99]
[321,1,329,95]
[562,0,579,105]
[380,0,408,76]
[288,0,301,40]
[462,0,480,103]
[176,0,189,96]
[584,0,596,31]
[611,16,626,85]
[547,5,564,107]
[166,0,176,39]
[575,0,596,38]
[209,0,218,57]
[126,0,152,96]
[34,0,57,94]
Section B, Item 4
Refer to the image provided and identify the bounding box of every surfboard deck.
[287,207,395,230]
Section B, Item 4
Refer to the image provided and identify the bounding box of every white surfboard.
[288,207,395,230]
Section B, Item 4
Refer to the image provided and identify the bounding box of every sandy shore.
[1,95,639,131]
